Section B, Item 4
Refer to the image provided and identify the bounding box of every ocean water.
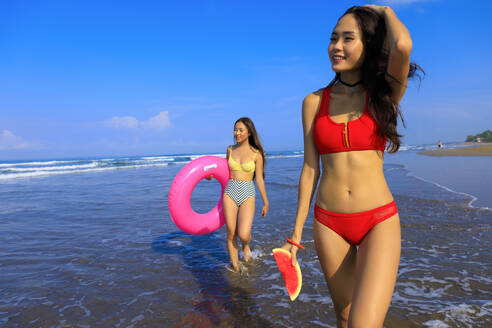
[0,146,491,327]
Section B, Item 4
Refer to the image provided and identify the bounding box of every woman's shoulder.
[249,145,259,154]
[302,88,324,115]
[303,88,324,106]
[250,146,262,162]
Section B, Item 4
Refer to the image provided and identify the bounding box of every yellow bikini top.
[228,146,258,173]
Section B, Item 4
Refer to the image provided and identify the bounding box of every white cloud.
[0,130,35,150]
[104,111,172,130]
[145,111,171,129]
[105,116,139,129]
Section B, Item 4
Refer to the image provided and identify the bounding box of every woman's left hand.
[364,4,388,15]
[261,203,269,217]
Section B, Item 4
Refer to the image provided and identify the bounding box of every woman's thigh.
[223,194,238,236]
[314,219,357,316]
[237,196,255,239]
[349,214,401,327]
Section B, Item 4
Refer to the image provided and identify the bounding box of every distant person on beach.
[438,140,443,148]
[214,117,269,272]
[280,5,423,327]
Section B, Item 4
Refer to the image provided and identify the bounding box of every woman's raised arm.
[367,5,413,103]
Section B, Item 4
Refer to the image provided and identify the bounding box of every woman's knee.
[226,229,237,242]
[348,312,382,328]
[237,230,251,244]
[335,305,350,326]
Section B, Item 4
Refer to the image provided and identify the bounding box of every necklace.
[339,78,362,94]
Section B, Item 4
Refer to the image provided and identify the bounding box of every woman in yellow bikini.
[223,117,269,272]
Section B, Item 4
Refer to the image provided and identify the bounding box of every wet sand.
[419,143,492,156]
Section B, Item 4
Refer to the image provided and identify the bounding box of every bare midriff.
[315,150,394,213]
[229,171,254,182]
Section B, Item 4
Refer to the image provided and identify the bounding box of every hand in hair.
[364,4,389,15]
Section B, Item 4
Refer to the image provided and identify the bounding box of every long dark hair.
[329,6,424,153]
[234,117,266,179]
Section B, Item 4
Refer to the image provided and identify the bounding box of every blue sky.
[1,0,491,160]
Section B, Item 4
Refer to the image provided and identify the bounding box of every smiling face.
[328,14,365,73]
[234,121,250,144]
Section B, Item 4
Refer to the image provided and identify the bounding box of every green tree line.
[466,130,492,142]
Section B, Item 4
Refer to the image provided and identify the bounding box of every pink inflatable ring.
[168,156,230,235]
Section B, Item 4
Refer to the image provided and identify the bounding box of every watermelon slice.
[272,248,302,301]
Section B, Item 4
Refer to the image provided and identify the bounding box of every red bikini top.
[313,87,386,154]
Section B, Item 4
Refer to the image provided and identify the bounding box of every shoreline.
[386,148,492,208]
[418,143,492,157]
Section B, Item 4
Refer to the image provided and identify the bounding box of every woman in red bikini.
[281,5,422,327]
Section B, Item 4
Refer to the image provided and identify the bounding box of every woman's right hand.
[281,237,301,267]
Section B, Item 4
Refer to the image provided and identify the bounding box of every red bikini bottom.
[314,201,398,245]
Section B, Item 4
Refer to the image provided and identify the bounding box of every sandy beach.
[419,143,492,156]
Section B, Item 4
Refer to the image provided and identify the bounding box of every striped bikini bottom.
[224,179,256,206]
